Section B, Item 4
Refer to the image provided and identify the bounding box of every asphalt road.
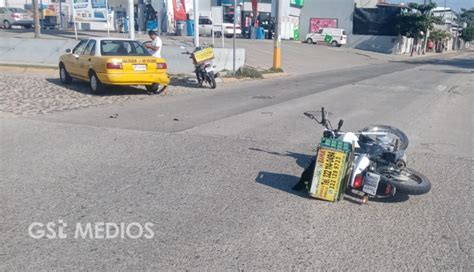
[1,54,473,270]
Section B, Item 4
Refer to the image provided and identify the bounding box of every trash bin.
[256,27,265,39]
[124,16,129,33]
[176,20,186,36]
[146,20,158,31]
[186,20,194,36]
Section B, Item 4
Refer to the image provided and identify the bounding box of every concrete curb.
[0,64,59,75]
[262,72,289,79]
[0,62,58,69]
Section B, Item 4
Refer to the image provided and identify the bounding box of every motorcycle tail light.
[353,174,363,189]
[106,62,122,69]
[156,63,167,69]
[385,183,393,195]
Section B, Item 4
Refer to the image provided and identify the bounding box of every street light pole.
[193,0,199,47]
[233,0,237,75]
[128,0,135,39]
[273,0,281,70]
[33,0,41,38]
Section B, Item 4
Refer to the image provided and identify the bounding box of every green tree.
[430,29,451,41]
[395,3,441,56]
[458,9,474,46]
[460,27,474,42]
[459,8,474,27]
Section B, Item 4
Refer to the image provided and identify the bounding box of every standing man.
[145,30,165,95]
[145,31,163,58]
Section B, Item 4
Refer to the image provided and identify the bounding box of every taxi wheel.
[89,72,103,94]
[145,84,159,93]
[59,64,72,84]
[3,20,11,29]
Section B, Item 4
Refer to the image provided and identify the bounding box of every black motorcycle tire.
[207,72,217,89]
[377,167,431,195]
[360,125,409,150]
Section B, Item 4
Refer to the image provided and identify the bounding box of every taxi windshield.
[101,40,151,56]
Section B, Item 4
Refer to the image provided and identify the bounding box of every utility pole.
[193,0,199,47]
[59,0,62,29]
[272,0,281,70]
[128,0,135,39]
[423,0,433,54]
[156,0,162,35]
[232,0,237,74]
[33,0,40,38]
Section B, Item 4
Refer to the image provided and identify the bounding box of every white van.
[305,28,347,47]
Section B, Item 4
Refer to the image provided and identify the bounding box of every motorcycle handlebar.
[321,107,327,123]
[304,112,314,119]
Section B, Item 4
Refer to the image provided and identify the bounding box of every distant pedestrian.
[145,30,162,58]
[427,40,434,52]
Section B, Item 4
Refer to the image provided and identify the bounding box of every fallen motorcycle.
[294,107,431,203]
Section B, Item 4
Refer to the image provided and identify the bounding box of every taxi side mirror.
[65,48,72,53]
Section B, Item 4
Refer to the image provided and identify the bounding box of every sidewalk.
[0,28,469,76]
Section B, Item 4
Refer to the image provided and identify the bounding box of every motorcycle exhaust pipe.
[343,189,369,204]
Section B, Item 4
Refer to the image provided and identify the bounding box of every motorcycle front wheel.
[376,167,431,195]
[360,125,409,151]
[207,72,217,89]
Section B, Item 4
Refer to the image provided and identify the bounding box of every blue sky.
[390,0,474,12]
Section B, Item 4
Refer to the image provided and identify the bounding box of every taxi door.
[65,39,88,77]
[78,40,97,80]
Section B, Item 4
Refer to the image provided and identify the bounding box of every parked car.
[222,22,241,38]
[199,17,223,37]
[0,7,33,29]
[197,17,240,38]
[59,38,170,94]
[305,28,347,47]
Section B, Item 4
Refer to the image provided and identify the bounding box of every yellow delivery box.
[309,138,351,202]
[192,47,214,64]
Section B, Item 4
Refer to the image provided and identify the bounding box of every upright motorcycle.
[297,107,431,201]
[181,46,217,89]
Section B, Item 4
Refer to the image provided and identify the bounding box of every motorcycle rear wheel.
[376,167,431,195]
[360,125,409,151]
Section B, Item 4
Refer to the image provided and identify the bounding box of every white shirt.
[150,36,162,58]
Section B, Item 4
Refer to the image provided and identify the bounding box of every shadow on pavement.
[370,193,410,203]
[169,77,198,88]
[392,57,474,70]
[249,147,313,169]
[255,171,308,198]
[418,68,474,74]
[251,147,312,199]
[46,78,149,96]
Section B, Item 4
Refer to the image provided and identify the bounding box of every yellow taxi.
[59,37,170,94]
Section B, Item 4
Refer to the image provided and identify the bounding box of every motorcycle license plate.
[363,172,381,196]
[133,64,147,71]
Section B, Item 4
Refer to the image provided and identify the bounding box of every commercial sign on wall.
[73,0,107,22]
[221,0,244,6]
[309,18,337,33]
[290,0,304,7]
[172,0,187,21]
